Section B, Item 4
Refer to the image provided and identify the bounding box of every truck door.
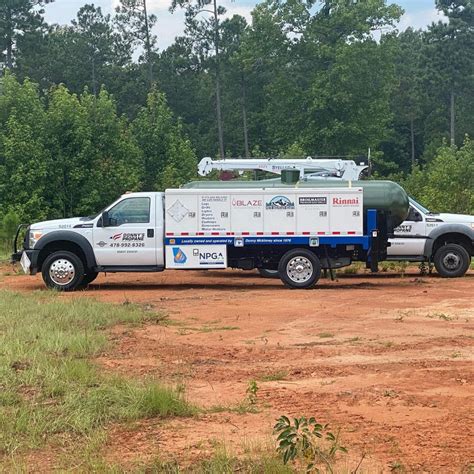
[155,194,165,267]
[388,205,427,257]
[93,194,158,267]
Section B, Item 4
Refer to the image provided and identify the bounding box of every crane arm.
[198,157,368,181]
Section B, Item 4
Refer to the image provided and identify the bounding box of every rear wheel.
[258,268,279,279]
[42,251,85,291]
[433,244,470,278]
[278,249,321,289]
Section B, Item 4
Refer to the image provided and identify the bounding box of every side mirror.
[102,211,111,227]
[413,211,422,222]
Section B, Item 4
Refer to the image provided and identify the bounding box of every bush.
[0,210,20,257]
[402,138,474,214]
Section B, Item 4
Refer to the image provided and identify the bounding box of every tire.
[42,251,85,291]
[278,248,321,289]
[258,268,279,279]
[433,244,470,278]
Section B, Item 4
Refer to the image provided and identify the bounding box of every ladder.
[198,156,368,181]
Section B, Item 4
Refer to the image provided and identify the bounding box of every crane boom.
[198,156,368,181]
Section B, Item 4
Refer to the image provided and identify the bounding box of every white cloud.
[147,0,253,49]
[397,7,447,31]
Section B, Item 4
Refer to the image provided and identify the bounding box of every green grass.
[318,332,335,338]
[0,290,195,459]
[139,445,294,474]
[258,371,288,382]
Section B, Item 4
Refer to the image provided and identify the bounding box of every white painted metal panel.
[328,190,363,234]
[263,193,297,233]
[230,195,264,233]
[295,193,330,234]
[165,193,198,235]
[165,244,227,269]
[199,194,230,233]
[165,188,363,236]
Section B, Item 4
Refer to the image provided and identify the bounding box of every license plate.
[20,252,31,274]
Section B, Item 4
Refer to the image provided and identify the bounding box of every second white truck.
[387,197,473,277]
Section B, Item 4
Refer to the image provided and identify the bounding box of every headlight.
[471,223,474,230]
[29,230,43,249]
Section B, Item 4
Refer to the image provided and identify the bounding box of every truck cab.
[14,192,165,291]
[387,198,473,277]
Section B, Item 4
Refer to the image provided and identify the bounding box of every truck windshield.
[82,206,107,221]
[409,198,432,215]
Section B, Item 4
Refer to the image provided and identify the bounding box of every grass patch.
[318,332,334,338]
[0,290,195,458]
[426,312,454,321]
[258,371,288,382]
[115,445,294,473]
[177,325,239,335]
[194,448,293,474]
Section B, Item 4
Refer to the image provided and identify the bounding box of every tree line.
[0,0,473,243]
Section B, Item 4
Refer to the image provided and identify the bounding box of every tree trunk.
[213,0,225,159]
[241,73,250,158]
[91,56,97,96]
[143,0,154,88]
[6,6,13,69]
[410,117,415,168]
[450,90,455,146]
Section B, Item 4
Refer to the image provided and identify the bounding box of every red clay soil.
[2,266,473,472]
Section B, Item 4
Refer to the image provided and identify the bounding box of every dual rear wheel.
[260,249,322,289]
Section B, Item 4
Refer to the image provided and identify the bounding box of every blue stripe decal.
[165,236,369,249]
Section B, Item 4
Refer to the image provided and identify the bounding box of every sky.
[43,0,447,50]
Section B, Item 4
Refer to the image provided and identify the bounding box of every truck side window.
[407,207,422,222]
[107,197,151,226]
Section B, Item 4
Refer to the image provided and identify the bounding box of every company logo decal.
[110,233,145,241]
[232,198,262,208]
[173,247,187,264]
[299,197,327,205]
[200,251,224,261]
[167,200,189,223]
[332,197,359,205]
[266,196,295,210]
[98,241,107,247]
[395,225,412,233]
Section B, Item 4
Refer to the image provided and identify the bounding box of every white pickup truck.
[387,198,473,277]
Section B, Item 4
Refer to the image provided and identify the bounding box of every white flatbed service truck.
[12,184,393,291]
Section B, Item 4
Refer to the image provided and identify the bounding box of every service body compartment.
[165,188,363,237]
[164,188,363,269]
[165,244,227,269]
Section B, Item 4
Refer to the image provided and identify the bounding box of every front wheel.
[278,249,321,289]
[433,244,470,278]
[42,251,85,291]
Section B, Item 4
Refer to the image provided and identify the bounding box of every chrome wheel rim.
[49,259,75,286]
[287,256,313,283]
[443,252,460,270]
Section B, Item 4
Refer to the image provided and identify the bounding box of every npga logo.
[200,251,224,262]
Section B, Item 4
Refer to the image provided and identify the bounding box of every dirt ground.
[2,266,473,473]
